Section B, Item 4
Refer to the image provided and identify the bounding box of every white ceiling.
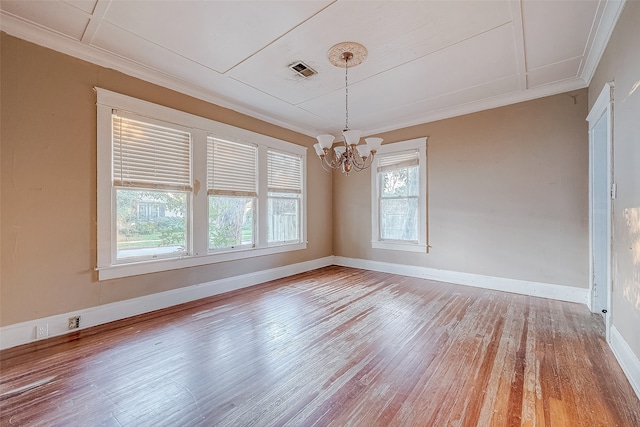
[0,0,625,138]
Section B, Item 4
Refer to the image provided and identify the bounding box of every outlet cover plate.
[35,324,48,339]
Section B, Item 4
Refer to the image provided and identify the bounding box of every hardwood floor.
[1,266,639,426]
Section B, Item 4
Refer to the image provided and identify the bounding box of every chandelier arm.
[350,151,375,172]
[349,150,366,168]
[351,159,368,172]
[320,151,344,171]
[317,144,375,173]
[319,157,334,172]
[327,152,343,169]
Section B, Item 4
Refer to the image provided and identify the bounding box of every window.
[112,114,191,261]
[96,88,306,280]
[267,149,303,244]
[207,137,257,251]
[371,137,427,252]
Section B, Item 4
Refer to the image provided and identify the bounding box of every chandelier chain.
[344,54,349,131]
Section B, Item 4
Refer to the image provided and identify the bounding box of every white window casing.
[267,149,304,245]
[371,137,428,252]
[96,88,307,280]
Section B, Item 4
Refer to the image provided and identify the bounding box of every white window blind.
[112,114,192,190]
[207,136,257,197]
[268,149,302,194]
[377,150,419,172]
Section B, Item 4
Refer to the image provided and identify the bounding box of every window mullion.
[380,195,418,200]
[257,145,269,248]
[192,129,208,256]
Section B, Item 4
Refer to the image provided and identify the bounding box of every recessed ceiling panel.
[522,0,599,70]
[91,21,220,84]
[92,20,330,135]
[228,0,513,105]
[62,0,97,15]
[527,57,582,88]
[358,75,522,134]
[299,24,519,129]
[1,0,91,40]
[101,0,331,73]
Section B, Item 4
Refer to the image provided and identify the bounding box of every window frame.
[267,148,304,245]
[207,136,258,252]
[370,137,428,253]
[96,88,307,280]
[109,111,193,263]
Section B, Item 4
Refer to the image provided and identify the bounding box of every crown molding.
[580,0,626,85]
[364,77,589,136]
[0,11,320,138]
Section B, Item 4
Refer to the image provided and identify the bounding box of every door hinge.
[611,182,617,199]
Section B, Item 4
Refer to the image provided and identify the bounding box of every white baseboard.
[5,255,636,404]
[333,256,589,305]
[610,325,640,400]
[0,256,334,351]
[0,256,594,351]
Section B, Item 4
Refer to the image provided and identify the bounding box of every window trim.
[207,136,258,252]
[96,88,307,280]
[267,148,303,245]
[370,137,428,252]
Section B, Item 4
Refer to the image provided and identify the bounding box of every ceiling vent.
[289,61,317,78]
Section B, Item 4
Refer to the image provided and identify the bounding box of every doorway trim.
[586,82,614,340]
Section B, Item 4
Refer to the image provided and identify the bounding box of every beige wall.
[589,1,640,360]
[0,34,333,326]
[0,29,596,330]
[334,90,590,288]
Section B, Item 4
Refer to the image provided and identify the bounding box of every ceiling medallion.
[327,42,368,68]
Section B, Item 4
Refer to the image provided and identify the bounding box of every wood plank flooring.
[1,266,639,426]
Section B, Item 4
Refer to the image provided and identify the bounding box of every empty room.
[1,0,639,425]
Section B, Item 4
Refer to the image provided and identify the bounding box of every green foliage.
[209,197,253,249]
[116,189,186,247]
[116,190,257,251]
[158,217,187,246]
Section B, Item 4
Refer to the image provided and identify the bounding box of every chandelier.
[313,42,383,175]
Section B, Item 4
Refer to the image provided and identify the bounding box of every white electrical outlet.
[35,324,49,339]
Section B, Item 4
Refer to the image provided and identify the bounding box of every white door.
[587,83,613,339]
[591,114,609,312]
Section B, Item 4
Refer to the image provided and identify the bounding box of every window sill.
[372,241,428,253]
[97,242,307,280]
